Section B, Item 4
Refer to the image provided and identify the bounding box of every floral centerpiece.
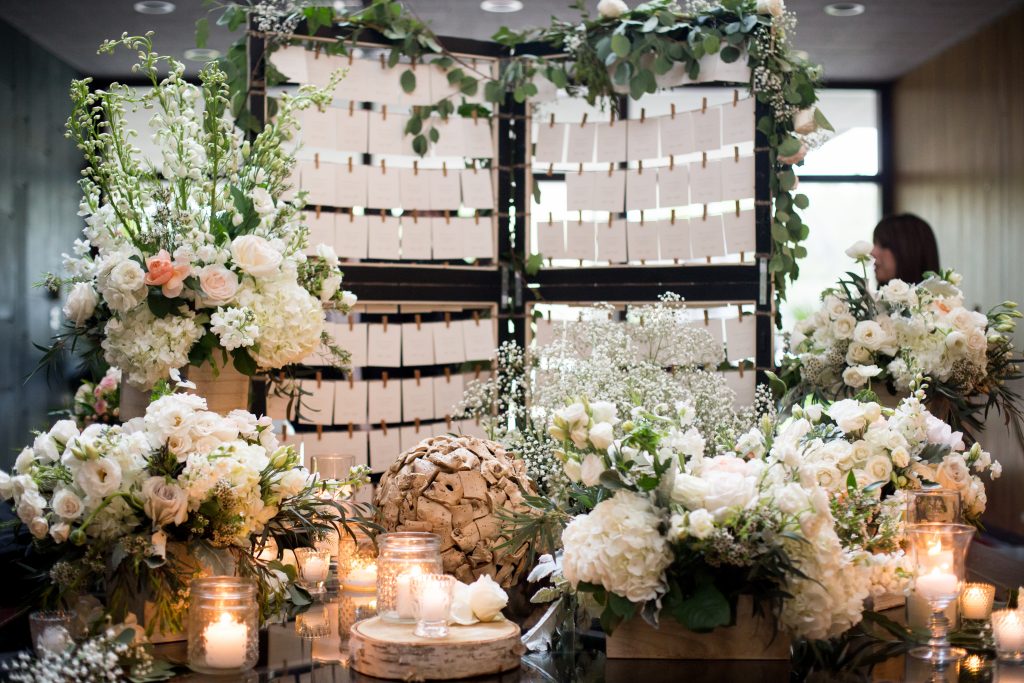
[70,367,123,426]
[46,34,355,393]
[777,243,1022,442]
[0,373,371,636]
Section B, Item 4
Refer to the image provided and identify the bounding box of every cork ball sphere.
[374,434,538,588]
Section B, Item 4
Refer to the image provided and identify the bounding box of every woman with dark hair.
[870,213,940,285]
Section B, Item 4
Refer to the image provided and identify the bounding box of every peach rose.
[145,249,191,298]
[198,264,239,306]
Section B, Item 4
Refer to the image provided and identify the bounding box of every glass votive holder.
[311,454,356,482]
[295,547,332,595]
[376,532,443,623]
[295,604,332,640]
[961,583,996,629]
[29,610,76,657]
[993,609,1024,663]
[412,574,455,639]
[338,590,378,637]
[187,577,259,674]
[907,488,963,524]
[339,529,378,592]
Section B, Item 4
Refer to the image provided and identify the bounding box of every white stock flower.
[315,243,340,268]
[580,453,605,487]
[561,491,671,603]
[588,422,615,450]
[251,187,276,216]
[63,282,99,326]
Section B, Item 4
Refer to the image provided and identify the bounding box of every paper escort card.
[366,214,401,261]
[721,96,756,146]
[720,155,756,201]
[333,380,369,426]
[626,221,660,262]
[335,213,368,259]
[723,209,757,255]
[428,170,462,211]
[368,111,410,157]
[401,377,435,423]
[432,373,465,420]
[463,119,495,159]
[432,321,467,364]
[299,160,337,206]
[462,318,496,361]
[336,430,369,467]
[400,424,432,453]
[431,217,472,260]
[657,164,690,209]
[596,219,628,263]
[463,218,494,260]
[536,219,567,259]
[265,389,292,421]
[305,211,335,254]
[301,107,338,149]
[335,162,368,208]
[299,380,334,425]
[690,316,725,346]
[456,419,488,440]
[595,121,627,163]
[398,168,431,210]
[591,170,626,213]
[725,316,757,362]
[401,321,435,366]
[627,118,660,161]
[331,320,368,367]
[657,218,691,261]
[429,117,463,158]
[689,214,726,258]
[692,106,723,152]
[305,53,343,90]
[534,122,566,163]
[369,427,402,473]
[689,159,723,205]
[336,109,369,154]
[460,169,494,209]
[365,165,401,209]
[360,60,402,106]
[270,44,308,83]
[564,220,596,261]
[366,321,402,367]
[367,379,402,423]
[565,171,595,211]
[565,122,596,163]
[400,215,433,260]
[660,111,696,157]
[625,168,658,212]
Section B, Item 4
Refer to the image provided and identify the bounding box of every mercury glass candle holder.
[907,489,963,524]
[993,609,1024,663]
[295,603,332,640]
[338,529,378,592]
[338,590,378,636]
[295,547,332,595]
[960,583,996,634]
[907,523,975,663]
[187,577,258,674]
[28,610,76,657]
[375,532,442,623]
[412,574,455,638]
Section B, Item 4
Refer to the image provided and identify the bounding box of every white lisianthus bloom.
[76,457,123,500]
[340,290,358,308]
[274,468,311,499]
[944,331,968,357]
[590,401,619,426]
[597,0,629,19]
[563,458,582,483]
[0,472,12,499]
[686,508,716,539]
[842,364,881,389]
[231,234,283,278]
[805,404,823,423]
[561,491,672,603]
[580,453,605,487]
[588,422,615,450]
[16,491,46,525]
[63,282,99,326]
[15,447,35,474]
[844,240,873,261]
[827,399,881,434]
[51,488,85,521]
[320,274,343,302]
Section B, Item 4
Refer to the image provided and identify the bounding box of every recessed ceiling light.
[824,2,865,17]
[480,0,524,13]
[184,48,222,62]
[133,1,176,14]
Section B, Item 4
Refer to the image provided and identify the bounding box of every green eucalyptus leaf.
[778,136,802,156]
[642,16,659,32]
[412,134,428,156]
[611,34,631,58]
[794,193,810,209]
[484,79,504,103]
[702,34,720,54]
[720,45,741,63]
[400,70,416,94]
[779,169,797,191]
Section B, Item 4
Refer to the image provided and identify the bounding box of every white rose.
[879,279,913,305]
[827,399,877,433]
[108,260,146,293]
[468,574,508,622]
[832,314,857,340]
[76,457,122,499]
[814,465,843,490]
[29,516,49,539]
[16,491,45,525]
[670,473,709,510]
[588,422,615,451]
[231,235,283,277]
[197,264,240,306]
[590,401,619,426]
[853,321,885,351]
[0,471,11,499]
[141,476,189,527]
[63,282,98,326]
[449,581,477,625]
[823,295,849,319]
[936,454,971,490]
[686,508,716,539]
[864,454,893,483]
[580,453,605,487]
[275,469,311,498]
[51,489,85,521]
[15,447,35,474]
[845,240,873,261]
[891,446,910,468]
[843,364,881,389]
[50,522,71,543]
[597,0,629,18]
[320,274,342,302]
[251,187,276,216]
[341,290,358,308]
[701,470,757,521]
[315,243,340,268]
[776,483,809,515]
[966,329,987,354]
[756,0,784,18]
[845,343,872,366]
[944,331,968,356]
[792,108,817,135]
[563,458,582,483]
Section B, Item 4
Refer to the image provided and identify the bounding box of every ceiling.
[0,0,1021,82]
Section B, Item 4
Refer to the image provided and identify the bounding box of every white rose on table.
[141,476,188,526]
[231,235,283,277]
[597,0,628,19]
[51,488,85,521]
[827,399,881,434]
[842,364,881,389]
[580,453,605,487]
[251,187,276,216]
[274,468,311,499]
[63,282,98,326]
[197,264,240,306]
[844,240,873,261]
[450,575,509,625]
[686,508,716,539]
[76,457,123,499]
[588,422,615,451]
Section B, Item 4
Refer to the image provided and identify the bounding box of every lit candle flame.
[927,539,943,556]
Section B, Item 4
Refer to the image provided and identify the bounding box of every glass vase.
[187,577,259,674]
[375,532,442,623]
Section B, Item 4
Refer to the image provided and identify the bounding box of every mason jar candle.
[338,528,378,593]
[187,577,258,674]
[375,532,442,623]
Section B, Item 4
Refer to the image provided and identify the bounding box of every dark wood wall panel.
[893,6,1024,536]
[0,19,82,467]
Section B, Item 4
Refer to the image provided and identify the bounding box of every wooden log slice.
[349,616,523,680]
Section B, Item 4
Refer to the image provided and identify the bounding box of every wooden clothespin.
[347,49,354,66]
[379,53,385,69]
[316,370,322,389]
[703,309,710,326]
[444,367,452,383]
[348,373,354,389]
[703,204,709,220]
[701,97,708,113]
[379,208,386,221]
[736,304,744,320]
[414,417,421,432]
[608,162,614,177]
[444,209,451,224]
[347,156,353,173]
[348,315,354,331]
[670,103,677,119]
[640,107,646,124]
[380,420,387,436]
[638,159,644,175]
[472,311,480,326]
[348,422,354,437]
[578,211,583,225]
[474,364,481,380]
[314,152,320,169]
[415,314,422,331]
[640,211,645,226]
[546,163,554,176]
[474,415,481,426]
[382,315,388,333]
[280,423,287,441]
[382,371,388,389]
[442,161,448,177]
[348,100,355,116]
[414,369,421,386]
[444,311,451,329]
[412,208,419,223]
[608,214,614,227]
[443,414,451,430]
[735,200,742,216]
[314,43,321,60]
[316,424,323,439]
[670,209,677,225]
[471,109,478,124]
[702,151,708,168]
[548,211,554,225]
[733,89,739,106]
[382,104,388,121]
[380,158,387,174]
[669,155,675,170]
[315,205,322,219]
[578,162,584,176]
[413,160,419,175]
[580,113,588,127]
[734,146,740,162]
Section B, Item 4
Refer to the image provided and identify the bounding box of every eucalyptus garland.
[205,0,830,308]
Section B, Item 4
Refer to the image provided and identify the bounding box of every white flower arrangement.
[0,373,371,635]
[780,246,1022,441]
[46,34,356,389]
